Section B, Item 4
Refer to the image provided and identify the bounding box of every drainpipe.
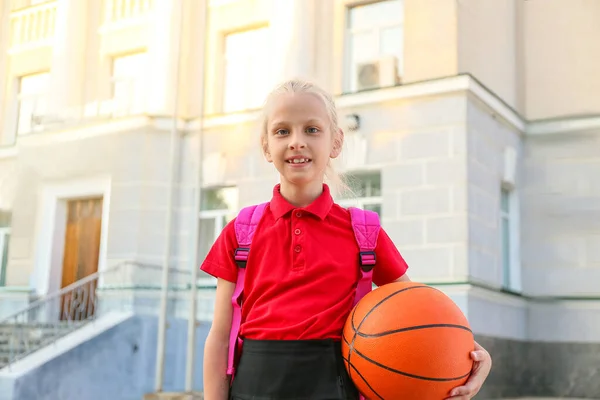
[185,0,209,392]
[154,0,185,392]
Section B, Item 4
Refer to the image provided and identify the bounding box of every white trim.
[0,146,18,159]
[466,78,526,132]
[209,0,240,7]
[336,75,471,108]
[6,39,54,55]
[97,16,150,35]
[336,75,528,133]
[509,189,521,292]
[526,115,600,135]
[16,116,149,146]
[32,176,112,295]
[202,110,261,129]
[152,117,189,132]
[202,75,510,130]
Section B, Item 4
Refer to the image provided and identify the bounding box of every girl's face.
[264,93,342,190]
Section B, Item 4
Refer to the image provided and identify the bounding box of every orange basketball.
[341,281,474,400]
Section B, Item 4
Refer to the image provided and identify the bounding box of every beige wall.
[524,0,600,120]
[457,0,521,110]
[402,0,458,84]
[179,0,209,119]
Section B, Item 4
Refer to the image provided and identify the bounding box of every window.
[338,172,382,216]
[17,72,49,135]
[198,187,239,263]
[111,53,147,115]
[222,27,270,113]
[500,187,519,291]
[0,212,11,287]
[346,0,404,92]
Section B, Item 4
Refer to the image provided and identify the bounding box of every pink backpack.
[227,202,381,386]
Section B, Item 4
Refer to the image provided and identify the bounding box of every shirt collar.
[269,184,334,221]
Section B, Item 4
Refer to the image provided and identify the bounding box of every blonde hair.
[260,79,350,196]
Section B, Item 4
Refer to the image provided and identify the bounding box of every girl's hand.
[445,341,492,399]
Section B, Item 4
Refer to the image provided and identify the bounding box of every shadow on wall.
[8,316,210,400]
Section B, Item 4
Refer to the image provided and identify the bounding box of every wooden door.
[60,198,103,321]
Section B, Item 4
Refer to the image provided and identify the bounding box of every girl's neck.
[279,179,324,208]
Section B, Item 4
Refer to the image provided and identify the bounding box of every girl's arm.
[203,278,236,400]
[394,273,411,282]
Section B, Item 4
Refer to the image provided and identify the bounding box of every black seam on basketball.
[353,347,471,382]
[349,285,433,389]
[357,323,473,338]
[355,285,434,330]
[342,355,385,400]
[347,306,359,385]
[342,332,351,347]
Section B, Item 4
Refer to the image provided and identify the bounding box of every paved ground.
[143,394,594,400]
[143,393,203,400]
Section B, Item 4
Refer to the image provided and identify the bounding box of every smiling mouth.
[286,158,312,164]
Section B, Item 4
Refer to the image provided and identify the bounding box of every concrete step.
[143,393,203,400]
[0,322,87,369]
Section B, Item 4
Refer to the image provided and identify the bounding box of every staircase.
[0,263,106,370]
[0,261,188,370]
[0,321,84,369]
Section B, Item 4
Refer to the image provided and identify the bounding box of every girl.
[202,79,491,400]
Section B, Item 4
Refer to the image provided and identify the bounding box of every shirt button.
[295,211,302,217]
[294,229,301,235]
[294,245,301,253]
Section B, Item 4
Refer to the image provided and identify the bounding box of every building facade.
[0,0,599,398]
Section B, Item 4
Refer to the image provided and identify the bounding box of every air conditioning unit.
[356,56,400,91]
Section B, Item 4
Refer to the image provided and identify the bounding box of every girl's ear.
[330,128,344,159]
[262,136,273,163]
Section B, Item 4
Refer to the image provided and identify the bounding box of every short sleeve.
[199,218,239,283]
[372,227,409,286]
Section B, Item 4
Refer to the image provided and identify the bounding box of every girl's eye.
[275,129,289,136]
[306,127,319,134]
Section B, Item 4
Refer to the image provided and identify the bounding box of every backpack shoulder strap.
[233,202,269,267]
[348,207,381,306]
[227,202,268,377]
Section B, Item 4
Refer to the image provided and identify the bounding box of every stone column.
[145,0,183,116]
[48,0,88,113]
[270,0,316,81]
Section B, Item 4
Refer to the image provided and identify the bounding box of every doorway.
[60,197,103,320]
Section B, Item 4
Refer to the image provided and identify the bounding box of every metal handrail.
[0,261,190,323]
[0,260,191,370]
[0,265,115,324]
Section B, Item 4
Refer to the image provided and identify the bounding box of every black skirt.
[230,339,360,400]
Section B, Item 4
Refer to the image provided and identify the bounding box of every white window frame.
[500,186,521,292]
[110,52,147,116]
[198,209,232,241]
[344,0,404,92]
[198,187,239,282]
[338,172,383,216]
[0,228,10,287]
[16,72,49,136]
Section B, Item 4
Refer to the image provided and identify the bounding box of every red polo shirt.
[200,184,408,340]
